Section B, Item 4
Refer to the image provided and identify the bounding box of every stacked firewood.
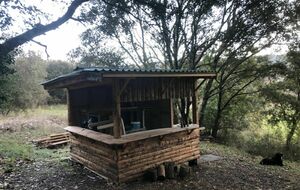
[33,132,70,148]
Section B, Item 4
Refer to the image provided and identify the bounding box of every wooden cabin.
[42,68,216,182]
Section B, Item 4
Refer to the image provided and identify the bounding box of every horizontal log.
[119,137,199,159]
[70,153,118,181]
[66,126,199,145]
[71,146,117,168]
[70,134,113,153]
[119,140,199,167]
[119,145,200,170]
[50,132,70,137]
[48,140,70,147]
[118,152,200,182]
[119,148,200,175]
[70,150,117,174]
[118,147,200,177]
[119,135,199,156]
[71,139,116,160]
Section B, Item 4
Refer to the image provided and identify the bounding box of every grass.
[0,104,67,121]
[201,141,300,175]
[0,105,69,173]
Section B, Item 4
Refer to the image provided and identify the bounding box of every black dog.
[260,153,283,166]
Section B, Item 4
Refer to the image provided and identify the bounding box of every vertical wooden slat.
[113,80,122,138]
[192,79,199,124]
[67,89,77,126]
[170,98,174,127]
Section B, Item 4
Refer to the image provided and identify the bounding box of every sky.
[20,1,289,62]
[19,0,88,61]
[23,21,85,61]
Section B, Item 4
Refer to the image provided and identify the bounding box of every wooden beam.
[119,78,131,96]
[113,80,122,138]
[103,73,216,78]
[192,80,199,124]
[67,89,76,126]
[170,98,174,127]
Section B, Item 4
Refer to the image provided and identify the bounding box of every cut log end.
[144,168,158,182]
[157,164,166,180]
[165,162,176,179]
[178,165,191,179]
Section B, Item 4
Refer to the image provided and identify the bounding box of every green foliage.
[75,0,297,138]
[218,118,300,161]
[261,49,300,150]
[46,60,74,104]
[0,52,49,114]
[201,56,269,136]
[69,47,130,69]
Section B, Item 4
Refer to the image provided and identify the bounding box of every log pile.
[33,132,70,148]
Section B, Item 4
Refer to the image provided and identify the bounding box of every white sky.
[20,0,87,61]
[23,21,85,61]
[19,1,289,61]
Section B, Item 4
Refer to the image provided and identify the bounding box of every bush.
[218,119,300,161]
[0,52,49,114]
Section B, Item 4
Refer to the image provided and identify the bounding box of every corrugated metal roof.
[73,67,213,73]
[42,67,216,88]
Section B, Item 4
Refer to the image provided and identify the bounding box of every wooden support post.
[192,80,199,124]
[113,80,122,138]
[179,165,191,179]
[165,162,175,179]
[170,98,174,127]
[67,89,76,126]
[157,164,166,180]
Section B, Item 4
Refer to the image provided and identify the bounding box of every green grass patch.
[30,104,67,118]
[0,104,67,120]
[0,129,69,163]
[0,105,69,173]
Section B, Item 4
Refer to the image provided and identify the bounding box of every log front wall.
[66,126,200,182]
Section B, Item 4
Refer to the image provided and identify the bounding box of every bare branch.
[0,0,89,57]
[31,39,50,58]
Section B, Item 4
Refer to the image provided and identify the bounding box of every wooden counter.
[66,125,200,182]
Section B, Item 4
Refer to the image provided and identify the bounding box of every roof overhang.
[42,68,217,90]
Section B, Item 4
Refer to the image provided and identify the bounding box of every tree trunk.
[199,79,213,127]
[285,121,297,151]
[211,81,223,138]
[179,98,191,127]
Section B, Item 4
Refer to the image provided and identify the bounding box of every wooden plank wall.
[69,128,200,182]
[69,133,119,181]
[117,127,200,182]
[120,78,195,102]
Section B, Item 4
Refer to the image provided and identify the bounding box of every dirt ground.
[1,150,300,190]
[1,109,300,190]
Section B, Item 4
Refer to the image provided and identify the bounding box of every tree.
[0,52,49,114]
[0,0,89,74]
[76,0,294,135]
[69,46,129,68]
[262,49,300,150]
[46,60,74,104]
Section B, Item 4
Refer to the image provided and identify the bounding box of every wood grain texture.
[68,126,200,182]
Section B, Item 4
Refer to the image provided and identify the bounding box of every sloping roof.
[42,67,216,90]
